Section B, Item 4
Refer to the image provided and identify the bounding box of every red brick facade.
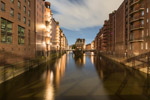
[94,0,150,57]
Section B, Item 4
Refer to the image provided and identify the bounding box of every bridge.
[66,49,96,52]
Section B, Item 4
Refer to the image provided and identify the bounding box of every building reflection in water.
[45,70,54,100]
[94,55,104,80]
[73,53,86,67]
[91,52,94,64]
[44,54,67,100]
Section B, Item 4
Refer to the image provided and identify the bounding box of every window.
[147,8,149,13]
[10,8,14,17]
[142,30,144,38]
[18,13,21,21]
[1,2,5,11]
[28,20,30,26]
[10,0,14,3]
[28,10,30,17]
[23,17,26,24]
[1,18,13,43]
[147,29,149,36]
[141,43,144,50]
[18,26,25,44]
[28,30,30,45]
[141,20,144,26]
[28,0,30,7]
[18,1,21,9]
[141,11,144,16]
[146,42,148,50]
[24,6,26,13]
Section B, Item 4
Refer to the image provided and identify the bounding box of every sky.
[47,0,123,45]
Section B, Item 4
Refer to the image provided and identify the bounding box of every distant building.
[86,44,91,50]
[91,41,95,50]
[51,19,60,51]
[35,1,52,57]
[75,38,85,50]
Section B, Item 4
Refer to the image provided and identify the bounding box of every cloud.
[47,0,123,30]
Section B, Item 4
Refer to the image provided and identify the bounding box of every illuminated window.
[141,11,144,16]
[147,8,149,13]
[141,20,144,25]
[146,42,148,50]
[142,30,144,38]
[147,29,149,36]
[141,43,144,50]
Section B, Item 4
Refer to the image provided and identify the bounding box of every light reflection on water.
[0,52,150,100]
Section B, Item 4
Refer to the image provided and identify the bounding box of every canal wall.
[99,53,148,74]
[0,51,65,84]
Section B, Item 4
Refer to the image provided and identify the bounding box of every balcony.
[130,5,144,15]
[130,15,144,23]
[130,25,144,31]
[130,0,141,6]
[129,38,144,43]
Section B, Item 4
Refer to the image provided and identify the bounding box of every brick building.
[0,0,68,62]
[86,44,91,50]
[0,0,35,58]
[51,19,60,51]
[128,0,150,56]
[115,1,126,56]
[75,38,85,50]
[94,0,150,57]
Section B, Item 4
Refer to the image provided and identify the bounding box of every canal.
[0,52,150,100]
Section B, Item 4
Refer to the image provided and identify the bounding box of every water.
[0,52,149,100]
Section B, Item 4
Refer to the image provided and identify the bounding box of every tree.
[72,45,76,49]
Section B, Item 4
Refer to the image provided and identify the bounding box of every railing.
[130,15,144,22]
[130,0,141,6]
[130,24,144,31]
[130,5,145,14]
[129,38,144,43]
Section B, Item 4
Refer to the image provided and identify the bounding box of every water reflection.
[45,70,54,100]
[73,53,86,67]
[44,54,67,100]
[91,52,94,64]
[0,52,150,100]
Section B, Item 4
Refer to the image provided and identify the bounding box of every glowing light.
[50,71,54,81]
[43,42,46,46]
[40,24,46,29]
[47,34,50,37]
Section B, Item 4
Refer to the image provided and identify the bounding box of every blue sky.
[47,0,122,45]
